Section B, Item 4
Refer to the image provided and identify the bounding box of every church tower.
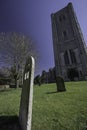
[51,3,87,81]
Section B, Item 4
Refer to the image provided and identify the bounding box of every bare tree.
[0,32,36,88]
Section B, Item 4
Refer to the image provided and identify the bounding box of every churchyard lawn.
[0,81,87,130]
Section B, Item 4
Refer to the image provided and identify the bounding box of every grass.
[0,81,87,130]
[0,88,21,116]
[0,88,21,130]
[32,81,87,130]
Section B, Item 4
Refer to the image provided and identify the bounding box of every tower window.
[80,71,82,77]
[59,16,62,22]
[63,15,66,20]
[64,51,70,65]
[69,49,77,64]
[59,15,66,22]
[63,31,67,37]
[63,31,68,40]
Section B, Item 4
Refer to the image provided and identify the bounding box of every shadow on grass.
[0,115,21,130]
[46,91,58,94]
[46,91,66,94]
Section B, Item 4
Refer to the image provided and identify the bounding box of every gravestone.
[19,56,35,130]
[56,76,66,92]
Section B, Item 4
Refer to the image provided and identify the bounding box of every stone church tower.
[51,3,87,81]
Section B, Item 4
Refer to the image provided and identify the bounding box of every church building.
[51,3,87,81]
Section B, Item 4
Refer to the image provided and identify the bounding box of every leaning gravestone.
[19,56,35,130]
[56,76,66,92]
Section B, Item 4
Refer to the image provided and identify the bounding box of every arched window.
[63,31,67,37]
[63,30,68,40]
[59,16,62,22]
[64,51,69,65]
[63,15,66,20]
[69,49,76,64]
[80,71,82,77]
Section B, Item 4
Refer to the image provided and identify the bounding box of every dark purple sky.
[0,0,87,75]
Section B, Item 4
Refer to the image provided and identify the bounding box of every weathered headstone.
[19,56,35,130]
[56,76,66,92]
